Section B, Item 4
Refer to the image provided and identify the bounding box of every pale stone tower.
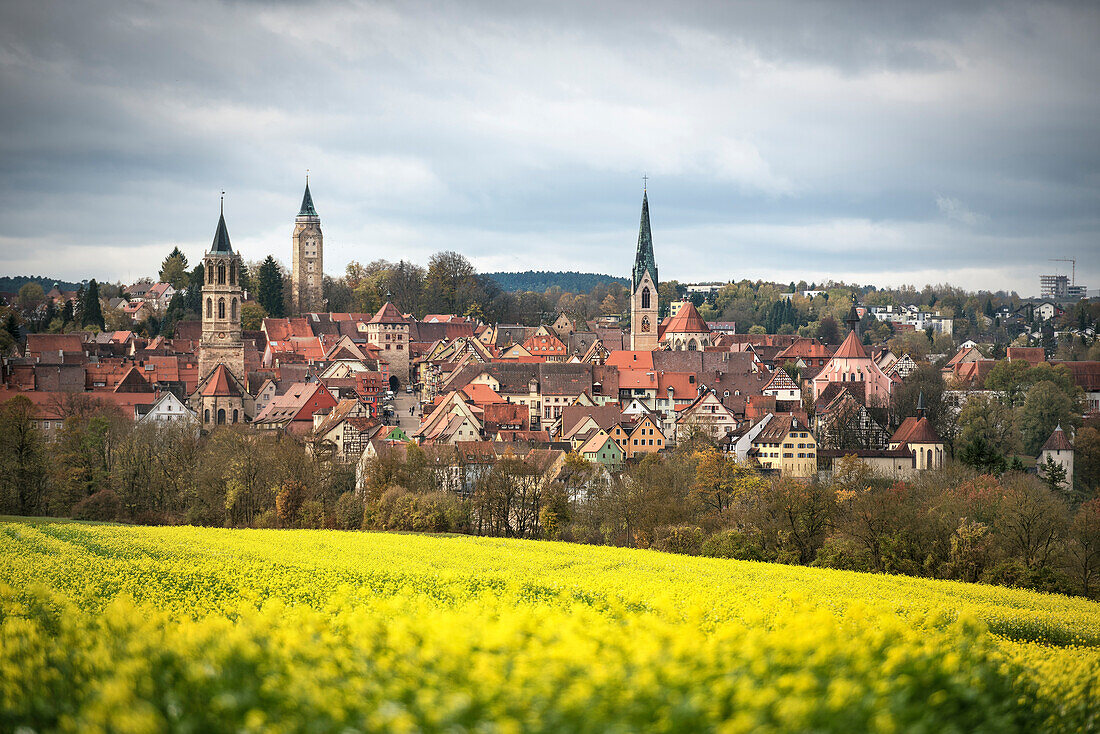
[630,189,659,351]
[291,177,324,314]
[1038,425,1074,490]
[194,199,249,425]
[366,302,411,387]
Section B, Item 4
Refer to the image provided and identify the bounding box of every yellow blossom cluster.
[1,520,1097,732]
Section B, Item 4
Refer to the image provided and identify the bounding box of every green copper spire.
[298,178,318,217]
[632,190,657,290]
[210,195,233,253]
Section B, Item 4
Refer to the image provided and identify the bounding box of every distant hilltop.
[0,275,84,293]
[486,270,628,293]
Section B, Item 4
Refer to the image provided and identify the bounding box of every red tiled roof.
[1041,426,1073,452]
[201,364,240,397]
[832,330,868,360]
[664,301,710,333]
[371,302,407,324]
[892,416,941,445]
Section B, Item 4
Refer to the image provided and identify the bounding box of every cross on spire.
[642,173,648,191]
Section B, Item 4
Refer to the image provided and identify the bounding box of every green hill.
[0,275,84,293]
[485,270,628,293]
[2,519,1097,731]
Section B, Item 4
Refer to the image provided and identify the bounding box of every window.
[231,298,238,320]
[206,298,212,318]
[641,287,651,309]
[217,264,226,284]
[218,299,226,319]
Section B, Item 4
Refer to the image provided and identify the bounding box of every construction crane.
[1049,258,1076,283]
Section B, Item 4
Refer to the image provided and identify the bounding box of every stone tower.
[630,190,659,351]
[291,178,324,314]
[197,200,246,386]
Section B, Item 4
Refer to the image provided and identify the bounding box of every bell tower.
[291,175,324,314]
[197,197,246,384]
[630,188,659,351]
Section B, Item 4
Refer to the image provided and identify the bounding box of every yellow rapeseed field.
[1,519,1098,733]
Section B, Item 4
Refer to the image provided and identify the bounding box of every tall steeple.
[211,193,233,253]
[632,190,657,291]
[195,198,249,424]
[629,187,659,351]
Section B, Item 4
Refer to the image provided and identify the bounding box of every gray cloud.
[0,0,1097,295]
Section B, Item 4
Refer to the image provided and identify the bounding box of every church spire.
[210,197,233,253]
[298,176,318,218]
[632,190,657,291]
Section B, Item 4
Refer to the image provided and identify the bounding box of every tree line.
[1,392,1097,599]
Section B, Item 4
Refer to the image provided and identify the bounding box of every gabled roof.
[201,364,241,397]
[1041,425,1073,452]
[663,301,709,334]
[891,416,941,446]
[370,302,407,324]
[762,368,799,393]
[832,329,869,360]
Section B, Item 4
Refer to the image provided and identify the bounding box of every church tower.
[630,189,659,351]
[197,199,246,387]
[291,177,324,314]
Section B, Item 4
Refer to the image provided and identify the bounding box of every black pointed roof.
[632,191,657,291]
[210,210,233,254]
[298,181,318,217]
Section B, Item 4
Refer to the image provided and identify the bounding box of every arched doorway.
[389,375,400,392]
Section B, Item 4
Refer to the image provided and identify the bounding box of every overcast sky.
[1,0,1097,296]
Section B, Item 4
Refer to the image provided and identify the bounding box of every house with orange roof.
[521,330,568,362]
[675,390,740,442]
[252,380,336,435]
[578,430,625,471]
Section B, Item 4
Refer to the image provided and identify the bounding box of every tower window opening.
[206,298,212,318]
[217,264,226,284]
[641,287,651,310]
[218,298,225,319]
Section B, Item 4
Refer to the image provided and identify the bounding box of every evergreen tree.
[61,299,74,325]
[184,265,204,316]
[81,279,105,330]
[3,312,20,343]
[958,435,1006,475]
[257,256,285,318]
[159,247,190,288]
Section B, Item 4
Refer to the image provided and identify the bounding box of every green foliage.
[79,279,104,329]
[486,270,628,293]
[699,528,769,561]
[70,489,121,521]
[158,246,189,289]
[256,256,285,318]
[1019,381,1079,455]
[958,435,1007,475]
